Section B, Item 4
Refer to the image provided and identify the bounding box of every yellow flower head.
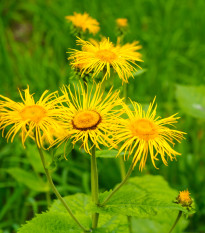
[116,99,185,171]
[116,18,128,28]
[55,82,123,154]
[65,12,100,35]
[69,38,143,83]
[0,86,65,148]
[177,190,192,206]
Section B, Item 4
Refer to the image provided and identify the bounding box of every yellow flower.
[177,190,192,206]
[69,38,143,83]
[55,82,123,154]
[65,12,100,35]
[176,190,193,207]
[0,86,65,148]
[116,18,128,28]
[116,99,185,171]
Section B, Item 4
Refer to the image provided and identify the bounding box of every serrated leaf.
[50,193,129,232]
[17,211,129,233]
[50,193,91,215]
[18,190,189,233]
[6,168,49,192]
[17,212,89,233]
[18,193,129,233]
[176,85,205,119]
[91,175,190,218]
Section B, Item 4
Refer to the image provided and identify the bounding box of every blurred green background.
[0,0,205,232]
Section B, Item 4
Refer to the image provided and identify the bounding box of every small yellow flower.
[0,86,65,148]
[116,18,128,28]
[177,190,192,206]
[69,38,143,83]
[116,99,185,171]
[65,12,100,35]
[55,82,123,154]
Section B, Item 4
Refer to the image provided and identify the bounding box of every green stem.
[46,190,51,207]
[36,145,89,232]
[118,157,132,233]
[168,211,182,233]
[90,145,99,229]
[123,82,128,103]
[119,156,126,179]
[100,162,134,206]
[122,81,133,233]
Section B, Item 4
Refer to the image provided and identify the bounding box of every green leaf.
[131,215,188,233]
[50,193,91,215]
[93,215,128,233]
[52,138,73,161]
[50,193,129,232]
[17,211,129,233]
[18,193,129,233]
[6,168,49,192]
[47,139,73,170]
[96,149,123,158]
[26,148,42,173]
[132,69,147,77]
[176,85,205,119]
[18,187,190,233]
[91,175,190,217]
[17,212,89,233]
[25,143,51,173]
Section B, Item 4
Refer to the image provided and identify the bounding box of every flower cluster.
[0,85,185,171]
[0,10,192,233]
[0,12,187,172]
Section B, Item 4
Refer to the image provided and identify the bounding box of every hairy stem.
[168,211,182,233]
[36,145,89,232]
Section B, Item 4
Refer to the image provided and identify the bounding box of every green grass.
[0,0,205,232]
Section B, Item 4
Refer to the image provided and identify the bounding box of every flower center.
[130,119,158,140]
[95,49,117,63]
[72,110,101,130]
[20,105,46,123]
